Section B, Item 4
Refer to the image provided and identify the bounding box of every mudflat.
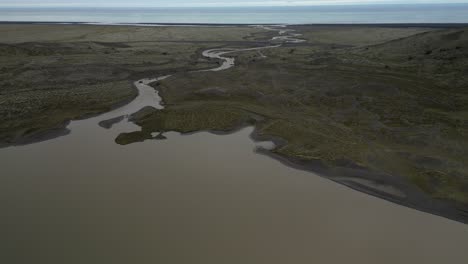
[1,23,468,223]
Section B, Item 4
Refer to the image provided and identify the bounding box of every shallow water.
[2,120,468,263]
[2,71,468,263]
[1,23,468,263]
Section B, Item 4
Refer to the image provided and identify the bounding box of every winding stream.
[1,25,468,263]
[94,25,299,142]
[77,25,296,128]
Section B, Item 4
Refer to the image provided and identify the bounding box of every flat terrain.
[0,24,262,145]
[1,24,467,223]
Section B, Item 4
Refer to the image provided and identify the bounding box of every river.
[1,25,468,263]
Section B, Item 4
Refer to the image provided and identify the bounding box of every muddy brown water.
[2,26,468,263]
[1,84,468,263]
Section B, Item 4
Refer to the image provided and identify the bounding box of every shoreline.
[1,21,468,28]
[0,84,139,149]
[145,119,468,225]
[3,74,467,224]
[249,129,468,225]
[2,22,467,224]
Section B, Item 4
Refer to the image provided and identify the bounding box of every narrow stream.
[83,25,294,129]
[1,25,468,263]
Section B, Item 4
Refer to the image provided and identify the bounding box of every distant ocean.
[1,4,468,24]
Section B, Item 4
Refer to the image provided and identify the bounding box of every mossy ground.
[2,24,467,209]
[129,26,468,206]
[0,24,262,145]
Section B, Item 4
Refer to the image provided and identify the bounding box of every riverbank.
[1,23,467,223]
[120,109,468,224]
[2,120,468,264]
[122,24,468,223]
[0,24,265,147]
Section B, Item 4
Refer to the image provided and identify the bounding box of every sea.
[1,4,468,24]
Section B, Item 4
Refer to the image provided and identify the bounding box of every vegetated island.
[0,23,467,223]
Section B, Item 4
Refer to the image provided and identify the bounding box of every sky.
[2,0,468,7]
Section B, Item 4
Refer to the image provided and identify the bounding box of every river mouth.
[1,25,468,263]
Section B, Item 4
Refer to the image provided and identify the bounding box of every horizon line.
[2,2,468,8]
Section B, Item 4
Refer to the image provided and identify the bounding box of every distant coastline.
[1,4,468,24]
[1,21,468,27]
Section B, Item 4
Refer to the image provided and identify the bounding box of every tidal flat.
[1,23,468,226]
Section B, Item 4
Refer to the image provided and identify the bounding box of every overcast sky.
[2,0,468,7]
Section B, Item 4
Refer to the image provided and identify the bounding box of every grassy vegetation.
[0,24,262,145]
[115,104,253,145]
[1,23,467,216]
[296,25,433,47]
[0,24,262,43]
[1,80,136,144]
[127,26,468,207]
